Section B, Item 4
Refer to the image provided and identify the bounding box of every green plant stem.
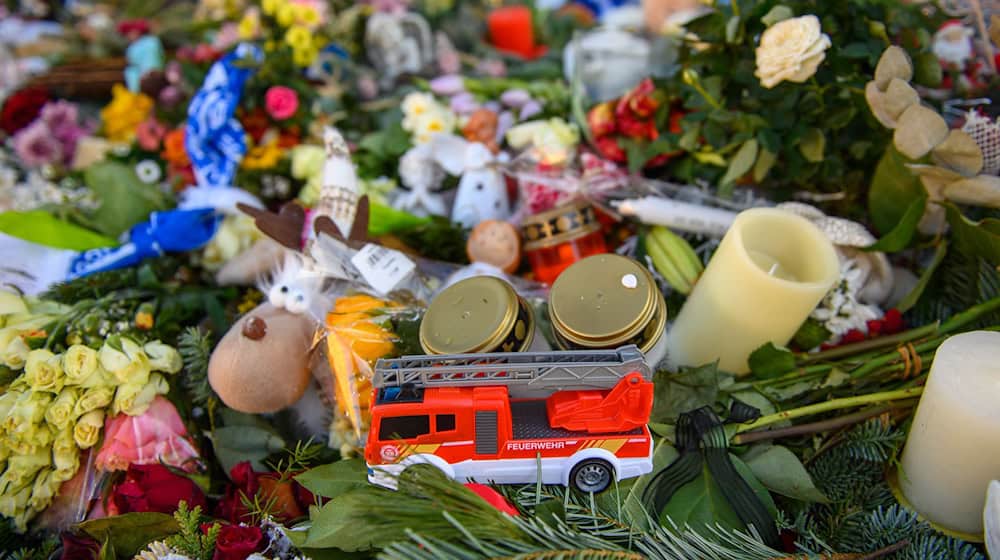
[938,295,1000,334]
[849,336,944,379]
[798,323,939,365]
[734,387,923,434]
[732,403,910,445]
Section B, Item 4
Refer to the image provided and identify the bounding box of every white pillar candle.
[664,208,839,374]
[899,331,1000,536]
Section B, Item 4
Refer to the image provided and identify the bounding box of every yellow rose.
[277,3,297,26]
[73,410,104,449]
[754,15,831,89]
[30,468,56,511]
[62,345,99,385]
[44,388,80,430]
[113,373,168,416]
[98,339,130,373]
[100,337,151,386]
[24,349,65,393]
[0,481,32,518]
[0,388,22,422]
[291,145,324,180]
[4,448,49,481]
[6,391,52,430]
[72,386,114,418]
[2,336,29,369]
[52,429,79,482]
[144,341,182,374]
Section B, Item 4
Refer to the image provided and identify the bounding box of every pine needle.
[177,326,214,406]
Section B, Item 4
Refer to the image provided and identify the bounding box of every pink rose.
[136,117,167,151]
[265,86,299,120]
[95,397,200,472]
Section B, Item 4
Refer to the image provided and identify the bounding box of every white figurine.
[396,143,447,217]
[430,134,511,229]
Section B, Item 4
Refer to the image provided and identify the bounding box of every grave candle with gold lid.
[419,276,540,355]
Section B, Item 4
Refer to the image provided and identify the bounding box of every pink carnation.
[13,121,63,168]
[265,86,299,120]
[95,397,200,473]
[136,117,168,151]
[40,100,79,132]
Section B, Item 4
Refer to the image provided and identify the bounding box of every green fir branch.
[177,327,215,407]
[163,502,219,560]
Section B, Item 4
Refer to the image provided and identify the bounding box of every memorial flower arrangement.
[1,0,1000,559]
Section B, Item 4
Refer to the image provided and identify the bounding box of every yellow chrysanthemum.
[284,25,312,51]
[237,13,259,39]
[292,45,319,67]
[261,0,281,16]
[276,3,297,26]
[295,4,319,26]
[100,84,154,143]
[241,141,285,170]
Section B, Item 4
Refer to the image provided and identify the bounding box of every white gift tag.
[351,243,416,295]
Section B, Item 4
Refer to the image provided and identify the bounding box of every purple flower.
[40,101,79,132]
[477,59,507,78]
[483,101,502,113]
[450,92,479,114]
[519,100,543,120]
[496,111,516,143]
[13,121,63,168]
[500,89,531,108]
[366,0,411,14]
[165,61,182,84]
[159,85,183,107]
[430,75,465,97]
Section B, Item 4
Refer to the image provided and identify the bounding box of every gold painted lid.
[521,199,601,251]
[549,254,661,348]
[420,276,519,355]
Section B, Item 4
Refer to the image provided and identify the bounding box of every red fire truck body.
[365,346,655,493]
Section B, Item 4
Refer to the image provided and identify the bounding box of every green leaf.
[209,425,286,473]
[75,513,179,558]
[943,203,1000,265]
[747,343,795,379]
[84,161,171,237]
[744,445,829,503]
[865,194,926,252]
[913,51,943,88]
[304,490,382,551]
[721,139,758,186]
[792,318,832,350]
[896,241,948,313]
[868,145,925,235]
[798,129,826,163]
[841,42,871,59]
[624,440,680,529]
[725,16,741,43]
[295,459,368,499]
[651,363,720,424]
[660,455,775,534]
[761,5,793,26]
[0,211,116,250]
[752,149,777,183]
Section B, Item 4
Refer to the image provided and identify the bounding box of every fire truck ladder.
[373,345,651,399]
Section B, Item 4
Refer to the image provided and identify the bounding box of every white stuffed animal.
[429,134,511,229]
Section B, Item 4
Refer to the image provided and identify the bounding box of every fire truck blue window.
[436,414,456,432]
[379,415,430,440]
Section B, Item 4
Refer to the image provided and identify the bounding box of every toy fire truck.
[365,345,655,493]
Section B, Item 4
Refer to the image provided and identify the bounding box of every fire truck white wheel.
[570,459,614,493]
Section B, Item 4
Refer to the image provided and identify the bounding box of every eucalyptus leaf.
[76,513,179,558]
[295,459,368,499]
[721,139,758,186]
[873,45,913,90]
[908,164,965,199]
[747,343,795,379]
[210,425,286,473]
[761,5,793,27]
[865,194,926,252]
[744,445,828,503]
[84,161,172,237]
[798,129,826,163]
[894,104,948,160]
[932,129,983,176]
[944,175,1000,208]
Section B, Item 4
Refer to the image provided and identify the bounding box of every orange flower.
[161,128,190,167]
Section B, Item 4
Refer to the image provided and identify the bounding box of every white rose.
[754,15,831,89]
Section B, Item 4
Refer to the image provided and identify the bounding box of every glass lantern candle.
[521,199,607,285]
[548,254,668,366]
[419,276,544,355]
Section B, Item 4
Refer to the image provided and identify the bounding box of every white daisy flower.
[135,160,162,184]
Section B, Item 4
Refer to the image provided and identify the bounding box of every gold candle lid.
[549,254,663,349]
[521,199,601,251]
[420,276,522,354]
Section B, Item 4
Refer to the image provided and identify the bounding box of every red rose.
[586,101,616,138]
[59,531,101,560]
[626,78,660,118]
[595,137,626,163]
[213,525,264,560]
[616,113,658,141]
[216,462,314,524]
[1,87,50,135]
[112,464,207,515]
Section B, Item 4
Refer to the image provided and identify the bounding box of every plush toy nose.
[242,316,268,340]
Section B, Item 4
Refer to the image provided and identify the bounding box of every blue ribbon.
[185,42,263,189]
[67,209,221,279]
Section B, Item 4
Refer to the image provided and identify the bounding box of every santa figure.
[933,20,976,70]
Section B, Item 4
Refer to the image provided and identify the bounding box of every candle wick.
[768,263,779,276]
